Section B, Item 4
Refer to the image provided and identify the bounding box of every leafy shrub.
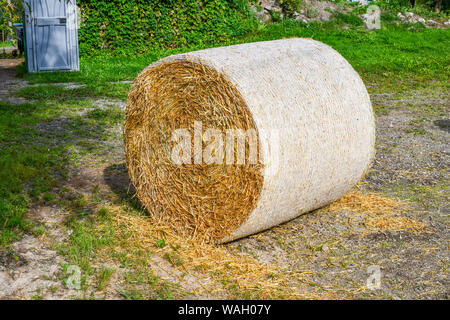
[381,12,398,22]
[306,7,319,19]
[279,0,302,16]
[334,12,364,27]
[271,11,283,22]
[78,0,258,56]
[374,0,449,12]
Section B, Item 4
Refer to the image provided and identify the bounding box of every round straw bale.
[124,38,375,243]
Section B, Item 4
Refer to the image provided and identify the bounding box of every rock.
[295,16,308,24]
[444,20,450,26]
[319,11,332,22]
[417,17,425,24]
[427,19,437,25]
[397,12,405,20]
[272,6,283,14]
[261,12,272,23]
[405,12,414,18]
[261,0,282,13]
[249,3,273,23]
[250,5,265,22]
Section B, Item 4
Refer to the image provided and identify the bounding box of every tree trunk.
[434,0,442,13]
[410,0,415,8]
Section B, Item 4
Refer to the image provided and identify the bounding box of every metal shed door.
[28,0,77,71]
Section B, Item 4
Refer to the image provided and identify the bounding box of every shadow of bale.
[103,163,145,211]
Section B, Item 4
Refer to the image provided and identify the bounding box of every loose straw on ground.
[326,190,428,233]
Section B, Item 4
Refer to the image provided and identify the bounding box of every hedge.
[78,0,257,55]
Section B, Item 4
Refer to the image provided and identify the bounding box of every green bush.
[334,12,364,27]
[375,0,412,9]
[78,0,258,56]
[279,0,302,16]
[381,12,398,22]
[374,0,449,12]
[306,7,319,19]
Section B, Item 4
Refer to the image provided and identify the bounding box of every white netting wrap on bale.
[124,38,375,243]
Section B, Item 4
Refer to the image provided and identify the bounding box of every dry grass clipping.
[112,213,329,299]
[327,190,427,233]
[365,215,427,233]
[327,190,405,214]
[124,60,263,242]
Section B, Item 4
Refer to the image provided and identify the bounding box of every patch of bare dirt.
[0,59,28,105]
[0,206,75,299]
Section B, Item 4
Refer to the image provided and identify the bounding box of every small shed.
[23,0,79,72]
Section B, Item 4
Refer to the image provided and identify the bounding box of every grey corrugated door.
[34,0,71,70]
[25,0,79,72]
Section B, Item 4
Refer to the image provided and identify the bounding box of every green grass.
[97,267,115,291]
[0,102,69,246]
[0,97,124,247]
[57,205,181,299]
[18,20,449,95]
[59,214,114,274]
[18,83,130,102]
[385,181,449,211]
